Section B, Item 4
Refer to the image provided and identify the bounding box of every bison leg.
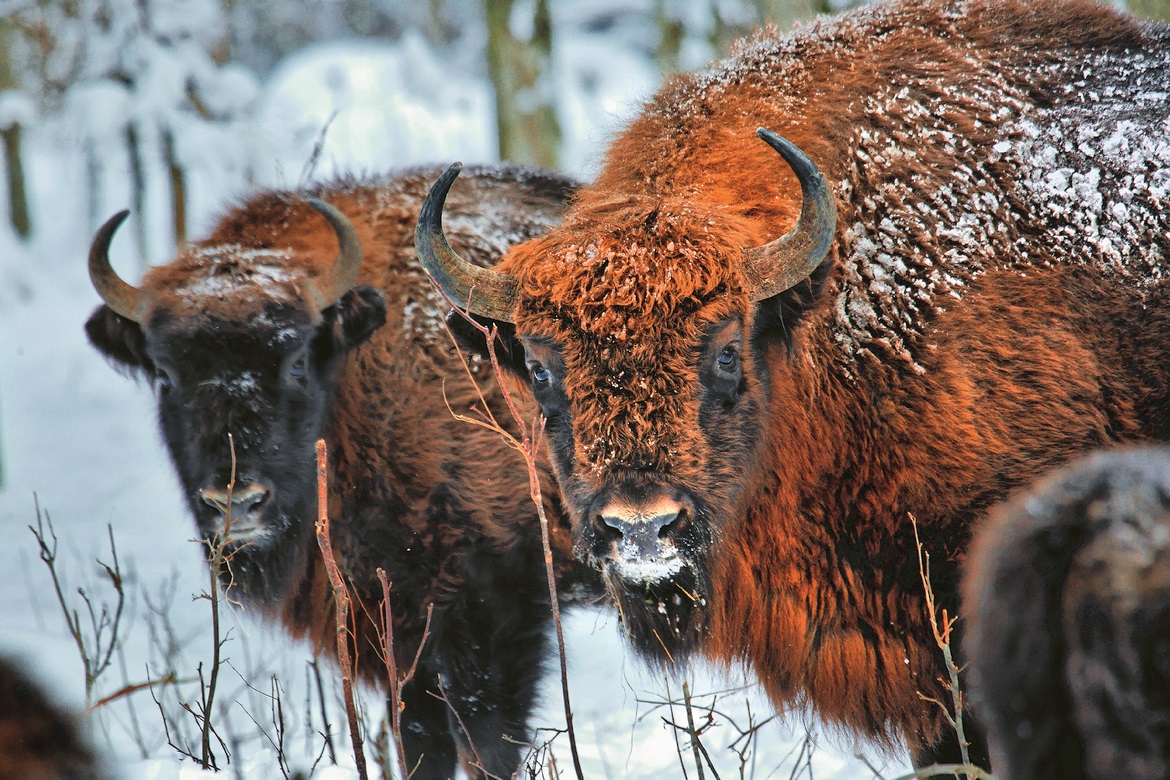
[430,561,554,779]
[397,670,459,780]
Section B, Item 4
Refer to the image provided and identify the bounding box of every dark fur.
[0,657,105,780]
[965,448,1170,780]
[447,0,1170,768]
[86,165,602,779]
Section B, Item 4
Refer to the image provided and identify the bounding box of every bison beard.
[965,448,1170,780]
[421,0,1170,772]
[84,165,602,780]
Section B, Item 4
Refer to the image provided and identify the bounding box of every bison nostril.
[594,513,624,542]
[658,509,689,539]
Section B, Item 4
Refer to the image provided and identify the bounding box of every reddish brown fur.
[461,0,1170,764]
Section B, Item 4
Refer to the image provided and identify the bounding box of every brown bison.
[417,0,1170,769]
[0,656,105,780]
[85,165,601,779]
[965,447,1170,780]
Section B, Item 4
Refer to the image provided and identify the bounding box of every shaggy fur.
[447,0,1170,768]
[964,448,1170,780]
[0,657,104,780]
[86,165,602,779]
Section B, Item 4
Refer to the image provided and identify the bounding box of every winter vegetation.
[2,0,1169,778]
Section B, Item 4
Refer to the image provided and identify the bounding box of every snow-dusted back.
[1014,45,1170,280]
[822,15,1170,367]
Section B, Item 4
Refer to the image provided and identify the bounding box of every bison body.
[0,657,105,780]
[965,448,1170,780]
[420,0,1170,767]
[86,165,601,779]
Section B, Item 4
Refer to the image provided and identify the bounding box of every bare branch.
[316,439,369,780]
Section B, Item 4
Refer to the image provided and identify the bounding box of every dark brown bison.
[417,0,1170,769]
[0,657,105,780]
[965,447,1170,780]
[85,165,601,779]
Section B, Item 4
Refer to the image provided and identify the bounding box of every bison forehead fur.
[448,0,1170,768]
[86,164,602,779]
[965,448,1170,780]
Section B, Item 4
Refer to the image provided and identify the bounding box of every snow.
[0,5,910,779]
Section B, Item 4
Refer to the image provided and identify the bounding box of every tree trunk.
[1,125,31,240]
[126,124,148,269]
[656,0,685,74]
[754,0,829,31]
[484,0,560,167]
[0,18,32,240]
[163,130,186,247]
[1128,0,1170,20]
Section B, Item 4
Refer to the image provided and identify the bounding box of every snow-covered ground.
[0,16,911,780]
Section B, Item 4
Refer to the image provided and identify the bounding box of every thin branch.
[308,660,338,764]
[316,439,368,780]
[912,515,973,778]
[377,568,410,780]
[87,673,176,712]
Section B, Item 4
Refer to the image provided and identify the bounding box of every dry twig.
[911,515,987,780]
[315,438,369,780]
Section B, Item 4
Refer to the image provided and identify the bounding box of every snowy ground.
[0,24,912,780]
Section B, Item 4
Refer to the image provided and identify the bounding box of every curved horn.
[743,128,838,302]
[416,162,519,322]
[89,210,147,322]
[306,198,363,310]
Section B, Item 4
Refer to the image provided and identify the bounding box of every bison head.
[418,130,835,661]
[85,200,386,601]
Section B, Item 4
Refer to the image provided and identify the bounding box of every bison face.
[511,315,765,661]
[450,261,830,663]
[87,290,385,600]
[423,131,836,663]
[85,200,385,602]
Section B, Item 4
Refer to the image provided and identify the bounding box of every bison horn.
[306,198,363,310]
[743,128,837,302]
[89,210,148,322]
[416,163,519,323]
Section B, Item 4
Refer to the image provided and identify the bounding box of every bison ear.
[329,285,387,349]
[85,305,153,376]
[445,311,530,381]
[751,256,833,354]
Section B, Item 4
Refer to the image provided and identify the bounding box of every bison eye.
[716,346,739,373]
[531,364,551,385]
[289,356,307,379]
[155,368,174,394]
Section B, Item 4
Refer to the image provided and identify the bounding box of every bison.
[417,0,1170,769]
[964,447,1170,780]
[0,656,106,779]
[85,165,601,779]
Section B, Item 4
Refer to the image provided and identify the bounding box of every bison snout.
[199,481,271,533]
[595,497,691,559]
